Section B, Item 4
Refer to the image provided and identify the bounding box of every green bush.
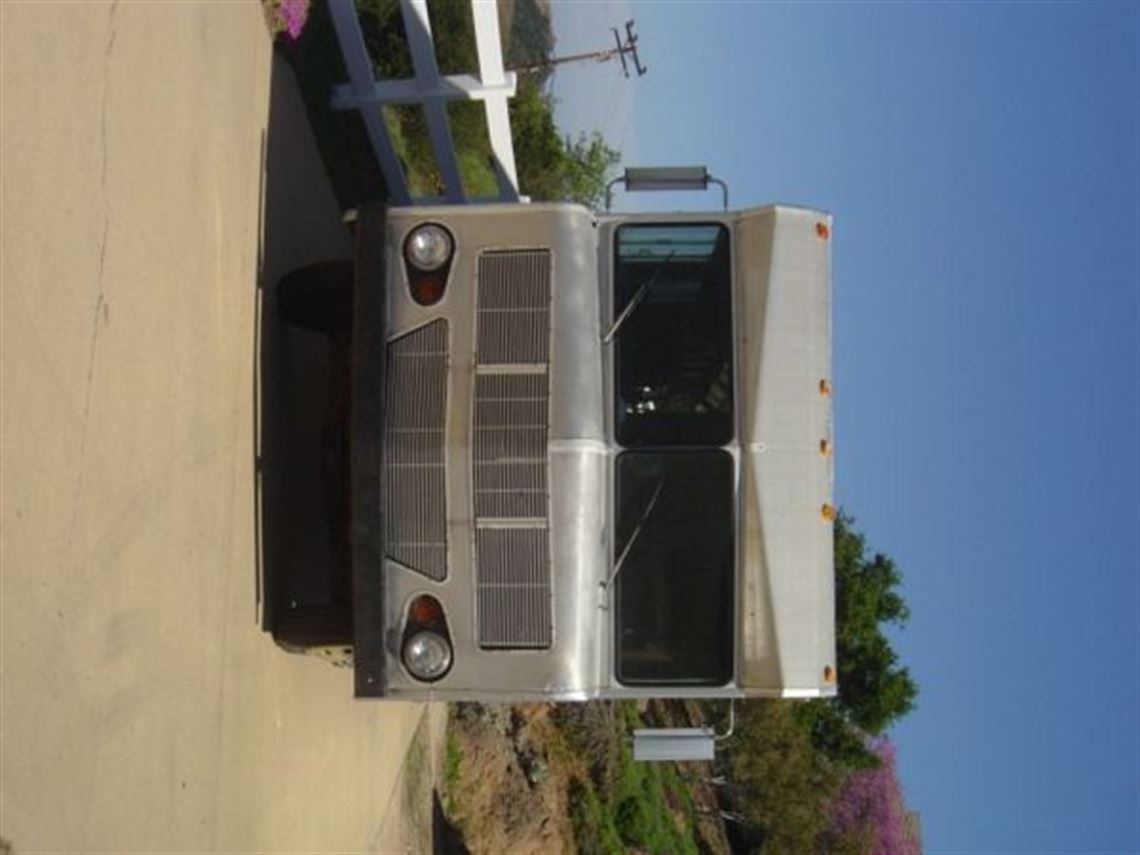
[568,777,624,855]
[555,702,701,855]
[444,727,462,807]
[509,79,619,208]
[720,700,842,854]
[614,794,651,846]
[612,759,699,855]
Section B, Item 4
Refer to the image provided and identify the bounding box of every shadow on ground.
[433,792,470,855]
[253,48,464,855]
[255,52,356,650]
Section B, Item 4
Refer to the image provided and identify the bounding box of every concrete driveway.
[1,2,431,851]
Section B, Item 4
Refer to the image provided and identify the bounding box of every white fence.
[327,0,521,206]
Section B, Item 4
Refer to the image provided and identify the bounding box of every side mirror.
[632,727,716,762]
[606,166,729,212]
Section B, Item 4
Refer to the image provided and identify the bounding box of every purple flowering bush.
[263,0,310,41]
[827,739,922,855]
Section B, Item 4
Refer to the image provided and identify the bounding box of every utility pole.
[508,20,647,77]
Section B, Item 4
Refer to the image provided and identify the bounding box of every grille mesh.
[473,250,553,648]
[384,320,448,580]
[476,251,551,364]
[475,528,552,648]
[474,373,548,518]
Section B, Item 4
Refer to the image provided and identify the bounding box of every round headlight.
[402,630,452,681]
[404,224,453,272]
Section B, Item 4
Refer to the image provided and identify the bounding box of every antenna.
[615,20,652,78]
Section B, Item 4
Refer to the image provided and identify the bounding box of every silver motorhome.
[277,170,836,702]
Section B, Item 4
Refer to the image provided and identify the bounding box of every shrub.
[568,777,624,855]
[720,700,842,854]
[444,727,462,809]
[263,0,310,40]
[824,739,921,855]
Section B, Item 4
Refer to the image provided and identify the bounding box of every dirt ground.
[445,704,576,855]
[1,2,431,851]
[444,701,733,855]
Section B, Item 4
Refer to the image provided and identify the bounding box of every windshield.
[614,450,734,685]
[613,224,733,447]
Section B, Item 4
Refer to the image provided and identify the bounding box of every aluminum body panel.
[378,204,607,698]
[360,203,834,700]
[595,206,835,698]
[593,214,741,697]
[735,206,836,696]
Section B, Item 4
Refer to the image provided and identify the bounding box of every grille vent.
[384,320,448,580]
[474,373,548,518]
[473,251,553,649]
[475,527,552,648]
[476,250,550,364]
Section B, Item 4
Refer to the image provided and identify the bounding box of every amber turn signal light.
[409,594,444,626]
[410,272,446,306]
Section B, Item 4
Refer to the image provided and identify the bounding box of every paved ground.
[1,3,438,851]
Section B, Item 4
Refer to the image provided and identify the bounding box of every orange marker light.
[816,221,831,240]
[821,503,836,522]
[824,665,837,684]
[410,273,446,306]
[409,595,444,625]
[820,439,832,457]
[819,379,832,397]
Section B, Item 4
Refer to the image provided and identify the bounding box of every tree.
[799,513,918,768]
[508,79,566,202]
[559,132,620,210]
[822,739,922,855]
[716,514,919,851]
[721,701,843,854]
[509,79,620,208]
[833,513,918,734]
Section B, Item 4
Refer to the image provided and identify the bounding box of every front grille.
[474,373,548,518]
[476,250,550,364]
[473,250,553,649]
[475,527,552,648]
[384,320,448,580]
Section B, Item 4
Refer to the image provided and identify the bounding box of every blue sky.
[550,3,1139,852]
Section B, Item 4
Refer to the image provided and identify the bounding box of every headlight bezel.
[402,629,453,682]
[403,223,454,273]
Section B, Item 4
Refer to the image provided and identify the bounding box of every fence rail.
[327,0,522,206]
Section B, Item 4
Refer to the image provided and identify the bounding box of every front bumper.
[350,206,390,697]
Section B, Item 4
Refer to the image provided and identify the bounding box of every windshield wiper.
[602,251,677,344]
[603,478,666,591]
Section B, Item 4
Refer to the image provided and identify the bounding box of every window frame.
[611,448,737,687]
[610,222,735,449]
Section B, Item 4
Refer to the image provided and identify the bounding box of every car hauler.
[273,168,836,702]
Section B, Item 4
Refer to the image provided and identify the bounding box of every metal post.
[326,0,523,205]
[327,0,412,205]
[400,0,465,203]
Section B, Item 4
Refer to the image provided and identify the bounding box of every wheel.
[277,260,354,333]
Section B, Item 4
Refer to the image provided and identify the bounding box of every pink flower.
[278,0,309,40]
[829,739,922,855]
